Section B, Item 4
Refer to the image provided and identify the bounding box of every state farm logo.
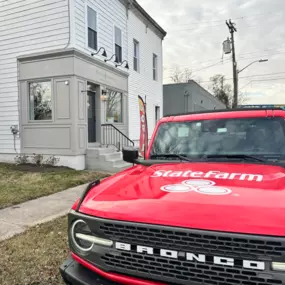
[161,179,232,195]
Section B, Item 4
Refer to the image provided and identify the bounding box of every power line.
[171,23,225,32]
[164,23,263,39]
[164,72,285,83]
[238,50,285,61]
[163,59,231,80]
[165,58,231,71]
[178,50,285,73]
[164,57,275,81]
[240,71,285,78]
[163,58,283,81]
[239,78,285,91]
[164,44,285,71]
[246,77,285,82]
[171,22,264,33]
[236,10,284,19]
[168,12,284,33]
[169,9,285,27]
[238,46,285,57]
[240,81,254,90]
[173,19,226,26]
[164,51,285,81]
[191,72,285,84]
[192,59,231,73]
[239,79,285,90]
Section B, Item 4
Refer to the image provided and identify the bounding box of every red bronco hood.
[79,162,285,236]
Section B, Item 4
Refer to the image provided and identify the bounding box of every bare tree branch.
[171,67,193,83]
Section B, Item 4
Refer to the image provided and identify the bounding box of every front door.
[87,91,96,143]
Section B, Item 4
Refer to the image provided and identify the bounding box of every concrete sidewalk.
[0,183,88,242]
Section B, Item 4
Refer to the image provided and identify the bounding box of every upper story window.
[133,39,139,72]
[87,6,97,50]
[29,81,52,121]
[115,26,122,63]
[153,53,158,81]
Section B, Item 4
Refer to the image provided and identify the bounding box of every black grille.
[96,221,285,285]
[102,252,282,285]
[99,222,285,260]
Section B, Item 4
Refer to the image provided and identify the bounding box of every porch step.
[86,147,117,158]
[103,152,122,161]
[88,142,101,148]
[86,146,132,172]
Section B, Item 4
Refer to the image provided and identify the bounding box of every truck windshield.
[150,117,285,163]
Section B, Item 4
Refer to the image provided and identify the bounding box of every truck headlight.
[70,219,113,253]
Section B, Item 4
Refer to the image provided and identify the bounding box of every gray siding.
[163,82,225,116]
[18,49,128,156]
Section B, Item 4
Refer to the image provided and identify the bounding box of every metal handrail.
[101,124,135,151]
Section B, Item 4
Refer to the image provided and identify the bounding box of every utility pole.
[226,19,238,108]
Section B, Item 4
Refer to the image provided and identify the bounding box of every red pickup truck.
[60,108,285,285]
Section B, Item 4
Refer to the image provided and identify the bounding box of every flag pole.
[144,96,147,160]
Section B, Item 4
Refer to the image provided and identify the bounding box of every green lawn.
[0,216,68,285]
[0,163,109,209]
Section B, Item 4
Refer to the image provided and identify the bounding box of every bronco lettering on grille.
[115,242,265,271]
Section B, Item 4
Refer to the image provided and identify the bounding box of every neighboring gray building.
[163,80,225,116]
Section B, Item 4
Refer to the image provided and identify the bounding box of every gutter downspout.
[63,0,71,49]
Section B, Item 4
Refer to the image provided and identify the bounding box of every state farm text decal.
[151,170,263,182]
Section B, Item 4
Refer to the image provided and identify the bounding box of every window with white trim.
[133,39,139,71]
[87,6,97,50]
[153,53,158,80]
[115,26,122,63]
[105,90,123,123]
[29,81,52,121]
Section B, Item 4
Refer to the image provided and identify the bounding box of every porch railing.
[101,124,134,151]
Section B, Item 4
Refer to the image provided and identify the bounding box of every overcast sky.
[139,0,285,105]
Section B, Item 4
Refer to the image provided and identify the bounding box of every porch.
[17,48,133,171]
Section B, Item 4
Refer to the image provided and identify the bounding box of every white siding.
[73,0,127,63]
[72,1,164,142]
[127,10,163,142]
[0,0,70,153]
[0,0,164,156]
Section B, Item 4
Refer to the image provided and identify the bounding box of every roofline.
[163,81,226,108]
[163,107,285,117]
[130,0,167,38]
[189,80,226,108]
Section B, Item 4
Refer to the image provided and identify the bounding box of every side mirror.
[122,146,139,164]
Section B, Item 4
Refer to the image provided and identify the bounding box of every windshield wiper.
[204,154,266,162]
[150,154,192,162]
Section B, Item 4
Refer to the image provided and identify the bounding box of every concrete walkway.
[0,183,88,242]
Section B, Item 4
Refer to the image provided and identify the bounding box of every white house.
[0,0,166,171]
